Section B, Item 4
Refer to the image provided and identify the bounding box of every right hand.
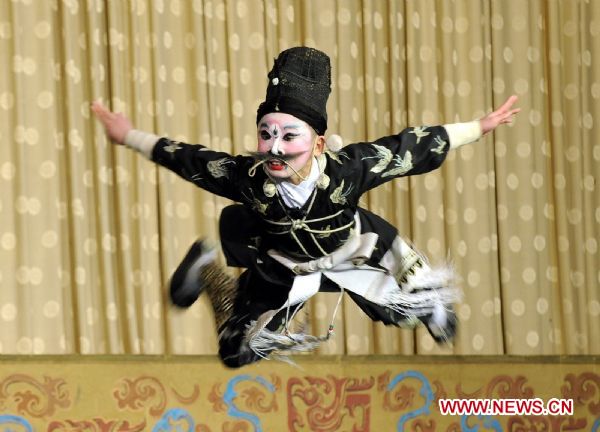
[91,101,133,145]
[480,95,520,135]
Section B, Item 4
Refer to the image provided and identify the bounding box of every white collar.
[276,158,319,208]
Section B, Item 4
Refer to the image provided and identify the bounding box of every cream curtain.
[0,0,598,356]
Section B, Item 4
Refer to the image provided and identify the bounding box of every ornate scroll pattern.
[46,418,146,432]
[113,376,167,417]
[460,414,502,431]
[405,418,436,432]
[456,375,534,399]
[237,384,278,413]
[269,374,282,392]
[0,374,71,418]
[507,416,587,431]
[384,371,435,432]
[287,375,374,432]
[236,374,280,414]
[223,375,276,432]
[219,375,279,432]
[561,373,600,416]
[151,408,195,432]
[379,369,438,431]
[222,422,251,432]
[208,382,228,413]
[0,364,599,431]
[171,384,201,405]
[455,375,530,432]
[0,414,33,432]
[431,380,448,401]
[559,372,600,432]
[378,370,416,412]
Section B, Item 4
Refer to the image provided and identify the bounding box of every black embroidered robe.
[151,126,450,315]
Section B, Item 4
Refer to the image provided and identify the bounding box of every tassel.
[245,309,329,361]
[247,325,324,358]
[388,242,461,336]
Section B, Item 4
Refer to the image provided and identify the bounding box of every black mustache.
[247,151,308,162]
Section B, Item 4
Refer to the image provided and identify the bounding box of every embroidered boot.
[201,263,237,332]
[395,238,460,344]
[173,244,250,368]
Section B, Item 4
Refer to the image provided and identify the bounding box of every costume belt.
[267,213,400,308]
[268,213,377,273]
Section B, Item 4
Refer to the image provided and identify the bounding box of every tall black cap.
[256,47,331,135]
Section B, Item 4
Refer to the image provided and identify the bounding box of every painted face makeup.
[256,113,316,184]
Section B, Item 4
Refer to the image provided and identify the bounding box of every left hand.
[480,95,520,135]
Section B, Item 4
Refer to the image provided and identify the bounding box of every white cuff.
[124,129,161,159]
[443,121,482,150]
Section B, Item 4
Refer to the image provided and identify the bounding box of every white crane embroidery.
[327,150,350,165]
[382,151,413,177]
[431,136,447,154]
[409,126,430,144]
[361,144,393,173]
[164,141,182,153]
[330,179,355,205]
[207,158,235,179]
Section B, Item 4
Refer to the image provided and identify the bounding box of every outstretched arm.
[445,95,520,150]
[345,95,521,193]
[90,101,244,201]
[91,101,160,158]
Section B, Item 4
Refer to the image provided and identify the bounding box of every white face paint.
[256,112,319,184]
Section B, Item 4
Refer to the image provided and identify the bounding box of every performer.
[93,47,519,368]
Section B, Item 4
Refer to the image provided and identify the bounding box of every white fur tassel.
[326,134,343,152]
[385,265,461,316]
[243,258,461,361]
[247,326,324,359]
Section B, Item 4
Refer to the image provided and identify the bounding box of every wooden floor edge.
[0,354,598,364]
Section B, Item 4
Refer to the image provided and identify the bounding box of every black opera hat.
[256,47,331,135]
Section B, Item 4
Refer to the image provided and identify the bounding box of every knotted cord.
[281,285,345,344]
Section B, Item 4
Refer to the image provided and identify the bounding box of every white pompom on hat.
[325,134,343,152]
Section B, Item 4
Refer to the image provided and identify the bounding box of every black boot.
[169,240,216,308]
